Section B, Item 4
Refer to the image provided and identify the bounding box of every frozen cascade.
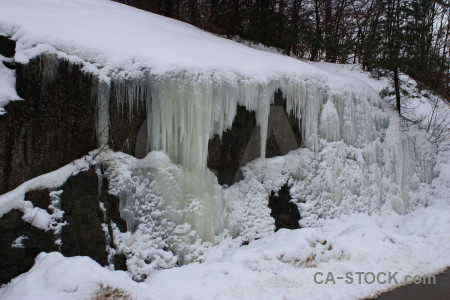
[110,72,434,206]
[92,77,111,147]
[104,151,225,278]
[109,71,436,211]
[112,73,388,166]
[88,65,437,277]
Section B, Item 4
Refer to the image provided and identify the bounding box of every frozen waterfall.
[88,65,437,277]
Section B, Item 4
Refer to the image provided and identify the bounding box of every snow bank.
[1,203,449,300]
[0,252,153,300]
[132,203,450,300]
[0,54,21,114]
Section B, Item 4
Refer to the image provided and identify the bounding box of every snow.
[145,206,450,300]
[0,252,154,300]
[0,54,21,114]
[11,235,28,248]
[311,62,389,94]
[0,0,351,84]
[1,202,449,300]
[0,152,96,230]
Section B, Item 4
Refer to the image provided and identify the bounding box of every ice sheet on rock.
[104,64,440,257]
[110,72,381,169]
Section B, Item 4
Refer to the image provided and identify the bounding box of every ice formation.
[83,61,438,280]
[0,0,441,280]
[106,69,436,210]
[2,49,440,279]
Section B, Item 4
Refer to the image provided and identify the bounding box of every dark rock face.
[109,86,147,156]
[269,90,302,152]
[0,168,127,284]
[57,167,127,270]
[59,168,108,265]
[0,210,57,284]
[207,106,257,185]
[0,37,127,283]
[0,36,142,196]
[268,184,301,231]
[0,36,15,57]
[0,53,97,195]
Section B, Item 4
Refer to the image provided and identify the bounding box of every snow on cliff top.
[0,0,371,91]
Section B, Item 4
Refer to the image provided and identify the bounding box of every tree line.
[116,0,449,108]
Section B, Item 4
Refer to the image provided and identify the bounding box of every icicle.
[41,54,60,85]
[92,77,111,147]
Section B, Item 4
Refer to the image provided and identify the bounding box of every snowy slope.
[1,0,357,87]
[311,63,389,93]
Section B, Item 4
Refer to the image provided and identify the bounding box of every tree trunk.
[394,67,401,116]
[311,0,321,61]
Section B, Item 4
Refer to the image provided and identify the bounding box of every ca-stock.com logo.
[313,271,437,285]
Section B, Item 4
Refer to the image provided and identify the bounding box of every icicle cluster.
[98,69,436,218]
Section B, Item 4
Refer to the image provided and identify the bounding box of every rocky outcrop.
[109,85,147,156]
[0,54,97,194]
[0,46,146,195]
[207,106,257,185]
[0,209,57,284]
[59,168,108,264]
[0,167,124,284]
[0,37,128,283]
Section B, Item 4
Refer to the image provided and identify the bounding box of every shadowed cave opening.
[268,184,301,231]
[207,90,302,186]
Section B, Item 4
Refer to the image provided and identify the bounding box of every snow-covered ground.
[1,203,449,300]
[0,0,449,299]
